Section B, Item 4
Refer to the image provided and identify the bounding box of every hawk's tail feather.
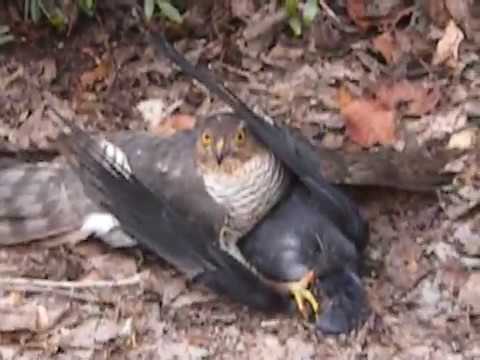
[150,31,368,246]
[54,111,291,312]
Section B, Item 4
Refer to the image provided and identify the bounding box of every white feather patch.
[81,212,120,236]
[99,139,132,176]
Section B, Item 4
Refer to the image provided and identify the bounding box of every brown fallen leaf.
[338,85,396,147]
[149,114,197,137]
[79,54,112,91]
[375,80,441,116]
[339,77,441,147]
[346,0,406,31]
[346,0,374,31]
[432,20,465,68]
[343,99,396,147]
[372,31,401,64]
[372,30,434,66]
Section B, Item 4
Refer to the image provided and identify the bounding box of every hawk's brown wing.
[0,128,228,248]
[0,162,95,245]
[106,130,226,233]
[58,117,292,312]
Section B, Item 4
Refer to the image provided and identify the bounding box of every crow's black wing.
[55,114,291,313]
[149,32,367,244]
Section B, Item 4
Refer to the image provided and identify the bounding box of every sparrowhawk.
[0,111,322,317]
[56,117,369,334]
[0,31,370,333]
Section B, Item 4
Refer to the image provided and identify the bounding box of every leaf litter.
[1,0,480,358]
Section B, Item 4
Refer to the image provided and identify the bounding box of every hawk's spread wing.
[149,32,368,246]
[0,128,227,248]
[57,115,369,334]
[57,116,292,313]
[106,130,226,233]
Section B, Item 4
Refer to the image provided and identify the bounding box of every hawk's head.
[195,113,290,235]
[195,113,268,175]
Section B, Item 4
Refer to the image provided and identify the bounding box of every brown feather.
[0,162,95,245]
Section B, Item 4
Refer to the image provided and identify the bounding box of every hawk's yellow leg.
[287,271,319,319]
[219,226,253,269]
[219,226,320,318]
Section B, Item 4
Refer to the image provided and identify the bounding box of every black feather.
[149,31,368,245]
[53,112,291,312]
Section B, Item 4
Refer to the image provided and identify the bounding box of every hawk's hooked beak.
[215,138,225,165]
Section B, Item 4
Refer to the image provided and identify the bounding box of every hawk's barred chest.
[202,152,290,235]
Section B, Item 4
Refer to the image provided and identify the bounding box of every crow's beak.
[215,138,225,165]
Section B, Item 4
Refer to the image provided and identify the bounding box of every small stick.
[0,273,145,303]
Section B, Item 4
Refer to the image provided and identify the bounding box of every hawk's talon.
[292,287,319,319]
[288,271,319,319]
[220,225,320,317]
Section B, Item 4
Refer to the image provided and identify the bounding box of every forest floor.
[0,1,480,359]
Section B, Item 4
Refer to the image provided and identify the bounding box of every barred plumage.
[203,151,290,236]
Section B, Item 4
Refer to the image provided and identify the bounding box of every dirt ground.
[1,1,480,359]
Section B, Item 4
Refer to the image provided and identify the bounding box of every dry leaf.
[79,57,112,90]
[373,32,400,64]
[346,0,404,31]
[136,98,194,136]
[339,78,441,147]
[376,80,440,116]
[149,114,196,137]
[346,0,373,31]
[137,98,167,125]
[339,94,396,147]
[373,30,432,65]
[415,106,467,145]
[448,128,477,150]
[337,84,354,108]
[432,20,465,68]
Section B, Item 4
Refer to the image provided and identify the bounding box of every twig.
[0,274,143,289]
[0,273,145,303]
[318,0,342,25]
[317,0,358,34]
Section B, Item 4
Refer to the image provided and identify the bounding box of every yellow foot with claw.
[288,271,320,319]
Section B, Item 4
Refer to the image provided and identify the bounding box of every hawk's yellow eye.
[201,132,213,146]
[235,129,246,144]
